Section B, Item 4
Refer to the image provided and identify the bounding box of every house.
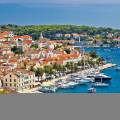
[0,31,14,41]
[72,33,80,39]
[2,69,35,91]
[14,35,32,41]
[22,40,33,51]
[55,33,63,38]
[64,34,71,39]
[0,31,14,38]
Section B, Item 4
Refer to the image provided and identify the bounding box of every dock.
[99,63,117,70]
[18,63,116,93]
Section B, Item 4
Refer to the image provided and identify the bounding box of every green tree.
[35,68,44,82]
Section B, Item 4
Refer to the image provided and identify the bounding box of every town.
[0,30,84,93]
[0,29,116,93]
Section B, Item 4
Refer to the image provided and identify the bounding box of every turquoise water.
[56,47,120,93]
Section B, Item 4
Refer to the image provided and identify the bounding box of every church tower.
[40,32,44,39]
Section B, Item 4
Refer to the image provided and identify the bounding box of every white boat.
[88,87,96,93]
[70,77,90,84]
[92,82,109,87]
[94,73,112,82]
[116,67,120,71]
[39,86,58,93]
[59,81,78,89]
[82,77,94,82]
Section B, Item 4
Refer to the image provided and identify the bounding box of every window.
[14,79,16,82]
[10,84,12,87]
[10,75,12,77]
[5,83,7,86]
[10,79,12,82]
[6,79,7,82]
[14,84,16,87]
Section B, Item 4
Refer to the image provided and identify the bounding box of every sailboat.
[79,39,94,82]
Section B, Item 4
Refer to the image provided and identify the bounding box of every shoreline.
[18,63,116,93]
[39,63,116,92]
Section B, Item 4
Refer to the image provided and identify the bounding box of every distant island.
[0,24,120,47]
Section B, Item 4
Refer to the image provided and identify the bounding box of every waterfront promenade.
[40,63,116,88]
[99,63,116,70]
[18,63,116,93]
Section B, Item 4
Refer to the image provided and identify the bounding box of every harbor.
[38,63,116,93]
[17,47,119,94]
[37,47,120,93]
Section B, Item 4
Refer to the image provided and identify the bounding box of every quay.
[17,63,116,93]
[99,63,117,71]
[40,63,116,87]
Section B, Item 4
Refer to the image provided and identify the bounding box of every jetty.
[99,63,116,70]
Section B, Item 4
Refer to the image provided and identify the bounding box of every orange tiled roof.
[23,40,32,45]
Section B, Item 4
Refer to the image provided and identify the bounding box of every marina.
[27,47,120,94]
[55,47,120,93]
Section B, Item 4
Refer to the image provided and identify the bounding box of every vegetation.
[34,68,44,81]
[1,24,120,41]
[32,52,102,82]
[89,51,98,58]
[11,46,23,54]
[30,44,38,49]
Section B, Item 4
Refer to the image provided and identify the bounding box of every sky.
[0,0,120,4]
[0,0,120,28]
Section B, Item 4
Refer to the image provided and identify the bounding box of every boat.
[92,82,109,87]
[39,86,58,93]
[94,73,112,82]
[88,87,96,93]
[58,81,78,89]
[70,77,90,85]
[82,77,94,82]
[116,66,120,71]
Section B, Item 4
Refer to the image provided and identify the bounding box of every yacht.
[94,73,112,82]
[92,82,109,87]
[59,81,78,89]
[70,77,90,85]
[39,86,58,93]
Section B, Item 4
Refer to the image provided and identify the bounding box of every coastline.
[25,63,116,93]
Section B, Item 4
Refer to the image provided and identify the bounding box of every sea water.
[56,47,120,93]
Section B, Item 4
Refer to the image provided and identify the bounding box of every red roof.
[23,40,32,45]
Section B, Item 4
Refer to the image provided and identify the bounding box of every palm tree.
[65,62,74,73]
[44,65,54,80]
[35,68,44,82]
[61,65,66,74]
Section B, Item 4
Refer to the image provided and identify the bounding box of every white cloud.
[0,0,120,4]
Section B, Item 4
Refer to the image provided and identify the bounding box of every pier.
[99,63,117,70]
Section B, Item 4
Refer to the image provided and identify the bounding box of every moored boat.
[94,73,112,82]
[39,86,58,93]
[88,87,96,93]
[92,82,109,87]
[58,81,78,89]
[116,66,120,71]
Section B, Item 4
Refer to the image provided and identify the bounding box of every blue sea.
[0,4,120,28]
[56,47,120,93]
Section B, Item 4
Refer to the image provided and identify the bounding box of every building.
[2,70,35,91]
[0,31,14,41]
[55,33,63,38]
[72,33,80,39]
[64,34,71,39]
